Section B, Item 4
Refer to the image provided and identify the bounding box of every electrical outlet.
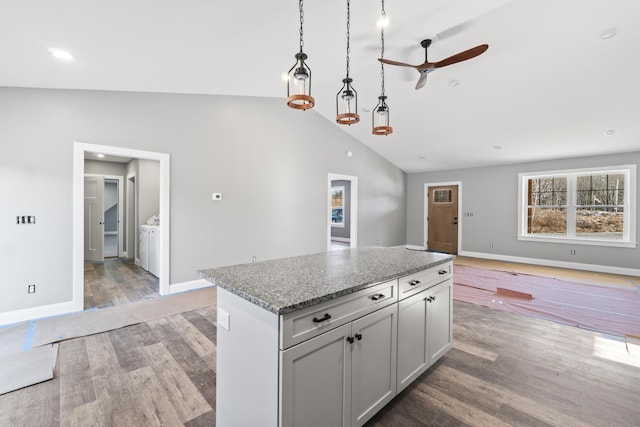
[252,256,257,262]
[489,243,495,248]
[28,284,36,294]
[570,249,576,255]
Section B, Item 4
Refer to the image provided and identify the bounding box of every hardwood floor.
[84,258,159,310]
[2,287,639,425]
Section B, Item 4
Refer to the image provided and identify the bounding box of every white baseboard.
[459,250,640,277]
[331,237,351,243]
[405,245,427,251]
[169,278,214,295]
[0,301,77,327]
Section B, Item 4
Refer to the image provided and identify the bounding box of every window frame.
[518,165,637,248]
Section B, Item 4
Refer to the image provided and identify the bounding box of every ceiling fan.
[379,39,489,90]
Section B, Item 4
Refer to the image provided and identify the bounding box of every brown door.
[427,185,458,254]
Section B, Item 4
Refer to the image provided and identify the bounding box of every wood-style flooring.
[84,258,159,310]
[2,263,639,426]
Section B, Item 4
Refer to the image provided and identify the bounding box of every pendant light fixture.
[372,0,393,135]
[336,0,360,125]
[287,0,314,110]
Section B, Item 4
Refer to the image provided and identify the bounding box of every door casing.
[73,142,170,312]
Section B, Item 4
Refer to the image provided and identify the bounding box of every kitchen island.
[200,246,454,427]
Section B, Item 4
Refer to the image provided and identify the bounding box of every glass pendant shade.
[336,78,360,125]
[287,52,314,110]
[372,96,392,135]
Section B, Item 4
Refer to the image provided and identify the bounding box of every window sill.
[518,235,637,248]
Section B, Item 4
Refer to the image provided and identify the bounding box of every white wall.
[407,151,640,272]
[0,87,407,317]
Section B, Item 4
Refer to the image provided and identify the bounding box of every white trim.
[424,181,462,253]
[331,237,351,243]
[405,245,427,251]
[327,174,358,250]
[459,250,640,277]
[169,279,214,295]
[0,301,75,327]
[74,142,171,314]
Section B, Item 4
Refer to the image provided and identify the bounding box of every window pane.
[577,173,625,207]
[529,177,567,207]
[528,207,567,235]
[576,208,624,239]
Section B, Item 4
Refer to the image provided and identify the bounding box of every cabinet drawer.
[398,262,452,299]
[280,279,397,350]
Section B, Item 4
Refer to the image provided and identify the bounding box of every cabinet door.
[280,323,352,427]
[427,279,453,366]
[397,289,429,392]
[351,304,397,427]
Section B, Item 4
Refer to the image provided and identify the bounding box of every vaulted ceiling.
[1,0,638,172]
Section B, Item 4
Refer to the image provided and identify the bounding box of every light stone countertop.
[199,246,454,315]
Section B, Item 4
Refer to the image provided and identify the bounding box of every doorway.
[73,142,171,313]
[327,174,358,251]
[425,182,461,255]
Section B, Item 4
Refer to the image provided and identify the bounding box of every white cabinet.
[215,260,453,427]
[139,225,160,277]
[280,303,397,427]
[397,278,452,392]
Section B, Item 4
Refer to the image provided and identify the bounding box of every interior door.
[427,185,458,254]
[84,175,104,262]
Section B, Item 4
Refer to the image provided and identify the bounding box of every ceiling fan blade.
[378,58,422,69]
[433,44,489,68]
[415,72,428,90]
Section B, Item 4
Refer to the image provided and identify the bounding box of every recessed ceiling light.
[448,80,460,87]
[48,48,74,61]
[493,145,502,150]
[97,153,105,158]
[362,107,371,113]
[418,156,427,160]
[604,129,618,136]
[600,28,619,40]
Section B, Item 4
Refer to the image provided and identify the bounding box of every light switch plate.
[218,308,230,331]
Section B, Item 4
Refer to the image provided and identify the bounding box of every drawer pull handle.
[347,336,355,344]
[409,280,421,286]
[427,296,436,302]
[312,313,332,323]
[355,333,363,341]
[370,293,385,301]
[438,270,448,275]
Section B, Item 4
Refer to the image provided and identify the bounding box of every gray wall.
[407,151,640,270]
[331,180,351,240]
[0,86,407,314]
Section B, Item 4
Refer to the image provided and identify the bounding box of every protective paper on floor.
[0,286,215,394]
[453,264,640,338]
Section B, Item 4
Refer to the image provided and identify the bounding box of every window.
[518,165,636,247]
[331,186,345,227]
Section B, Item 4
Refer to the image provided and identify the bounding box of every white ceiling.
[2,0,638,172]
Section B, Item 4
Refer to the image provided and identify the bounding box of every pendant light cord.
[299,0,305,52]
[346,0,351,78]
[380,0,386,96]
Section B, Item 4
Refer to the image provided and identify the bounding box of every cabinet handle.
[347,336,355,344]
[409,280,421,286]
[355,333,362,341]
[312,313,331,323]
[427,296,436,302]
[370,293,385,301]
[438,270,448,275]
